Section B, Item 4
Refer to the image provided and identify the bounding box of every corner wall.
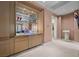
[57,13,79,41]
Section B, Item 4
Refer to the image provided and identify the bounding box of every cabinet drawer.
[29,34,43,48]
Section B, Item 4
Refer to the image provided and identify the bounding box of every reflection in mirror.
[16,6,38,35]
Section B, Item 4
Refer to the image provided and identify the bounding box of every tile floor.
[11,39,79,57]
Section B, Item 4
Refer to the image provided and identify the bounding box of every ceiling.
[36,1,79,16]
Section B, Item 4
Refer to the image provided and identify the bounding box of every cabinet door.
[29,34,43,48]
[9,38,15,55]
[0,39,10,57]
[0,2,10,37]
[0,2,11,57]
[14,36,29,53]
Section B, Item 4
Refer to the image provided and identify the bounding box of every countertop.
[16,32,42,36]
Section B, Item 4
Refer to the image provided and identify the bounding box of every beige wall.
[57,17,62,39]
[57,13,74,40]
[61,13,74,40]
[57,13,79,41]
[44,9,53,42]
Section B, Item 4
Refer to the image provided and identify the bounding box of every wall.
[57,17,62,39]
[57,13,75,40]
[44,9,53,43]
[61,13,74,40]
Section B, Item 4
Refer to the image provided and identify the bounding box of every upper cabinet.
[0,1,16,38]
[0,2,10,38]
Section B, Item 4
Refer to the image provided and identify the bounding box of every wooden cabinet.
[29,34,43,48]
[0,2,15,57]
[0,39,10,57]
[0,1,15,38]
[0,2,10,38]
[14,36,29,53]
[9,38,15,55]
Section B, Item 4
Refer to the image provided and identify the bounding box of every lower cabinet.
[0,34,43,56]
[14,34,43,53]
[0,39,10,57]
[14,36,29,53]
[29,34,43,48]
[9,38,15,55]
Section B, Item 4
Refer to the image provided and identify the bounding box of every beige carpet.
[11,39,79,57]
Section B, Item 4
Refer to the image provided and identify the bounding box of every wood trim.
[16,1,43,14]
[17,1,43,12]
[0,37,9,41]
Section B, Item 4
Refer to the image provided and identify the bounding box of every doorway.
[51,16,57,40]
